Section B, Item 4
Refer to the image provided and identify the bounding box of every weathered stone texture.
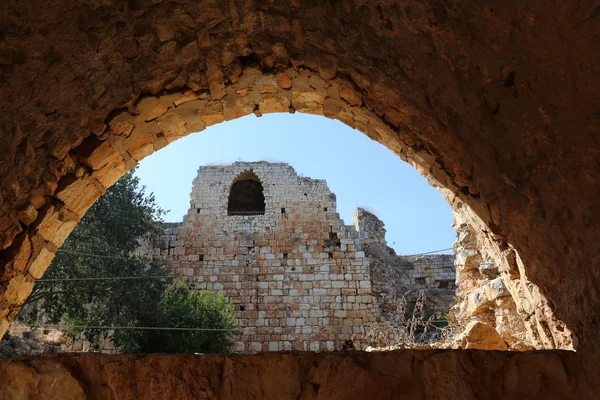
[0,0,598,353]
[369,251,456,323]
[144,162,455,352]
[450,201,574,350]
[0,351,598,399]
[5,323,117,355]
[355,207,456,327]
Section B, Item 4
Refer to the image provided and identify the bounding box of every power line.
[14,317,497,333]
[56,249,152,261]
[36,269,461,283]
[55,248,457,264]
[37,275,179,282]
[401,247,454,257]
[22,324,239,332]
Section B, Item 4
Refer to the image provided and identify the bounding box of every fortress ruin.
[147,162,455,352]
[1,0,598,393]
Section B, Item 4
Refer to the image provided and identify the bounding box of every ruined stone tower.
[150,162,455,352]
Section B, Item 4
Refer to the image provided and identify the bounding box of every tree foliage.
[116,283,235,354]
[20,171,235,354]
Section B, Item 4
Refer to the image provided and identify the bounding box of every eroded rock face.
[0,351,597,399]
[450,201,574,350]
[0,0,598,350]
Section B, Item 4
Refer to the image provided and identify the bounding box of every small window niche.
[227,170,265,216]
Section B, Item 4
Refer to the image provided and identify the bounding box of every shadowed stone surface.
[0,350,598,399]
[0,0,598,352]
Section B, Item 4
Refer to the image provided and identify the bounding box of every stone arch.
[0,0,597,350]
[0,70,573,350]
[227,170,266,215]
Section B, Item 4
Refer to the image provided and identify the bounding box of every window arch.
[227,170,265,215]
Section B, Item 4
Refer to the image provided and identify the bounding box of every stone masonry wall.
[151,162,384,352]
[369,253,456,319]
[357,209,456,326]
[148,162,456,353]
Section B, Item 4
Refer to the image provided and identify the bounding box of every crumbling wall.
[356,209,456,328]
[150,162,385,352]
[353,210,455,291]
[146,163,458,353]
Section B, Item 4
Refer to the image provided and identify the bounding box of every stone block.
[28,247,56,279]
[359,281,371,289]
[55,176,105,218]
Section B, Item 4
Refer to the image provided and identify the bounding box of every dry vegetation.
[363,289,456,350]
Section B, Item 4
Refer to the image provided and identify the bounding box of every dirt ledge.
[0,350,598,399]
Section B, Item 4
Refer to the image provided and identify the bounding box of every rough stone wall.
[354,211,456,290]
[148,162,456,352]
[151,162,384,352]
[370,253,456,318]
[0,0,597,351]
[0,351,598,400]
[400,255,455,291]
[354,211,454,329]
[0,333,61,358]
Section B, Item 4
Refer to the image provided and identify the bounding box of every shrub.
[113,283,236,354]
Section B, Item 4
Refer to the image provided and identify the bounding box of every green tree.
[20,171,235,354]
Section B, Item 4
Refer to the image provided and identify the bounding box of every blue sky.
[134,113,455,255]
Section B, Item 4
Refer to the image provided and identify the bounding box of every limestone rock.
[339,86,362,107]
[276,73,292,89]
[468,277,511,313]
[458,321,508,350]
[450,205,574,350]
[174,91,198,107]
[16,203,38,226]
[146,103,169,121]
[55,176,105,218]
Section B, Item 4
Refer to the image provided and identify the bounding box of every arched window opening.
[227,170,265,216]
